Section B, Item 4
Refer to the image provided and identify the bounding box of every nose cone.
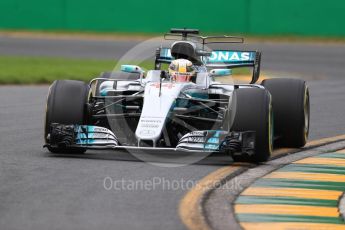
[135,82,181,144]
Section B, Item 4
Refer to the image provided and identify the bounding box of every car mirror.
[121,65,144,74]
[209,69,232,77]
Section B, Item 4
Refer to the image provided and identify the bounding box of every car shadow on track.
[44,149,237,166]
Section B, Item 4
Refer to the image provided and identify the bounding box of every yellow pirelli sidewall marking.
[240,222,345,230]
[235,204,339,217]
[241,187,342,200]
[295,157,345,167]
[264,171,345,183]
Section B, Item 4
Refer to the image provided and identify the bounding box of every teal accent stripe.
[235,151,345,225]
[279,164,345,175]
[235,196,338,207]
[236,214,344,224]
[315,153,345,159]
[252,178,345,191]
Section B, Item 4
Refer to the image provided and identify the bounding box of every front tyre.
[230,88,273,163]
[45,80,90,153]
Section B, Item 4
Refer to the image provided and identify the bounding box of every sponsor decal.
[76,139,118,145]
[75,125,117,141]
[204,144,219,150]
[140,119,162,123]
[188,136,205,143]
[92,127,112,133]
[76,125,108,133]
[139,119,162,129]
[207,51,255,63]
[150,82,175,89]
[188,131,207,136]
[77,133,116,140]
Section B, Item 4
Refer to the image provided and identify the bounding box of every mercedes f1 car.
[44,28,310,163]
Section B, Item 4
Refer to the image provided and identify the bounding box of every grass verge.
[0,56,119,84]
[0,55,250,84]
[2,29,345,44]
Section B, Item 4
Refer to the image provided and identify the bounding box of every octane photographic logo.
[103,36,236,167]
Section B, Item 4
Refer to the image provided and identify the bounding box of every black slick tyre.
[45,80,90,153]
[231,87,273,163]
[262,78,310,148]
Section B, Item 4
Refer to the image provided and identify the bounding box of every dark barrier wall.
[1,0,345,36]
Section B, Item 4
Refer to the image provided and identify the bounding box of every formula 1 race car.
[44,28,310,163]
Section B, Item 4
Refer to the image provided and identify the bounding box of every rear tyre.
[262,78,310,148]
[45,80,90,154]
[230,88,273,163]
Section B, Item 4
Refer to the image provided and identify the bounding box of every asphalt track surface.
[0,36,345,230]
[1,36,345,79]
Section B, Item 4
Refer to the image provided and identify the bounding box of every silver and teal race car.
[44,28,310,163]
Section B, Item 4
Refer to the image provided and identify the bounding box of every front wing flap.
[177,130,255,154]
[46,124,118,149]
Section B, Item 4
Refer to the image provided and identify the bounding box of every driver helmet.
[168,59,196,82]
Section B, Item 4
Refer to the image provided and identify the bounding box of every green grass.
[3,29,345,43]
[0,56,117,84]
[0,56,158,84]
[0,55,250,84]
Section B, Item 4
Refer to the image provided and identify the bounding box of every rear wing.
[154,48,262,84]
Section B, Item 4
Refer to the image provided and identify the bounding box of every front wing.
[45,124,255,155]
